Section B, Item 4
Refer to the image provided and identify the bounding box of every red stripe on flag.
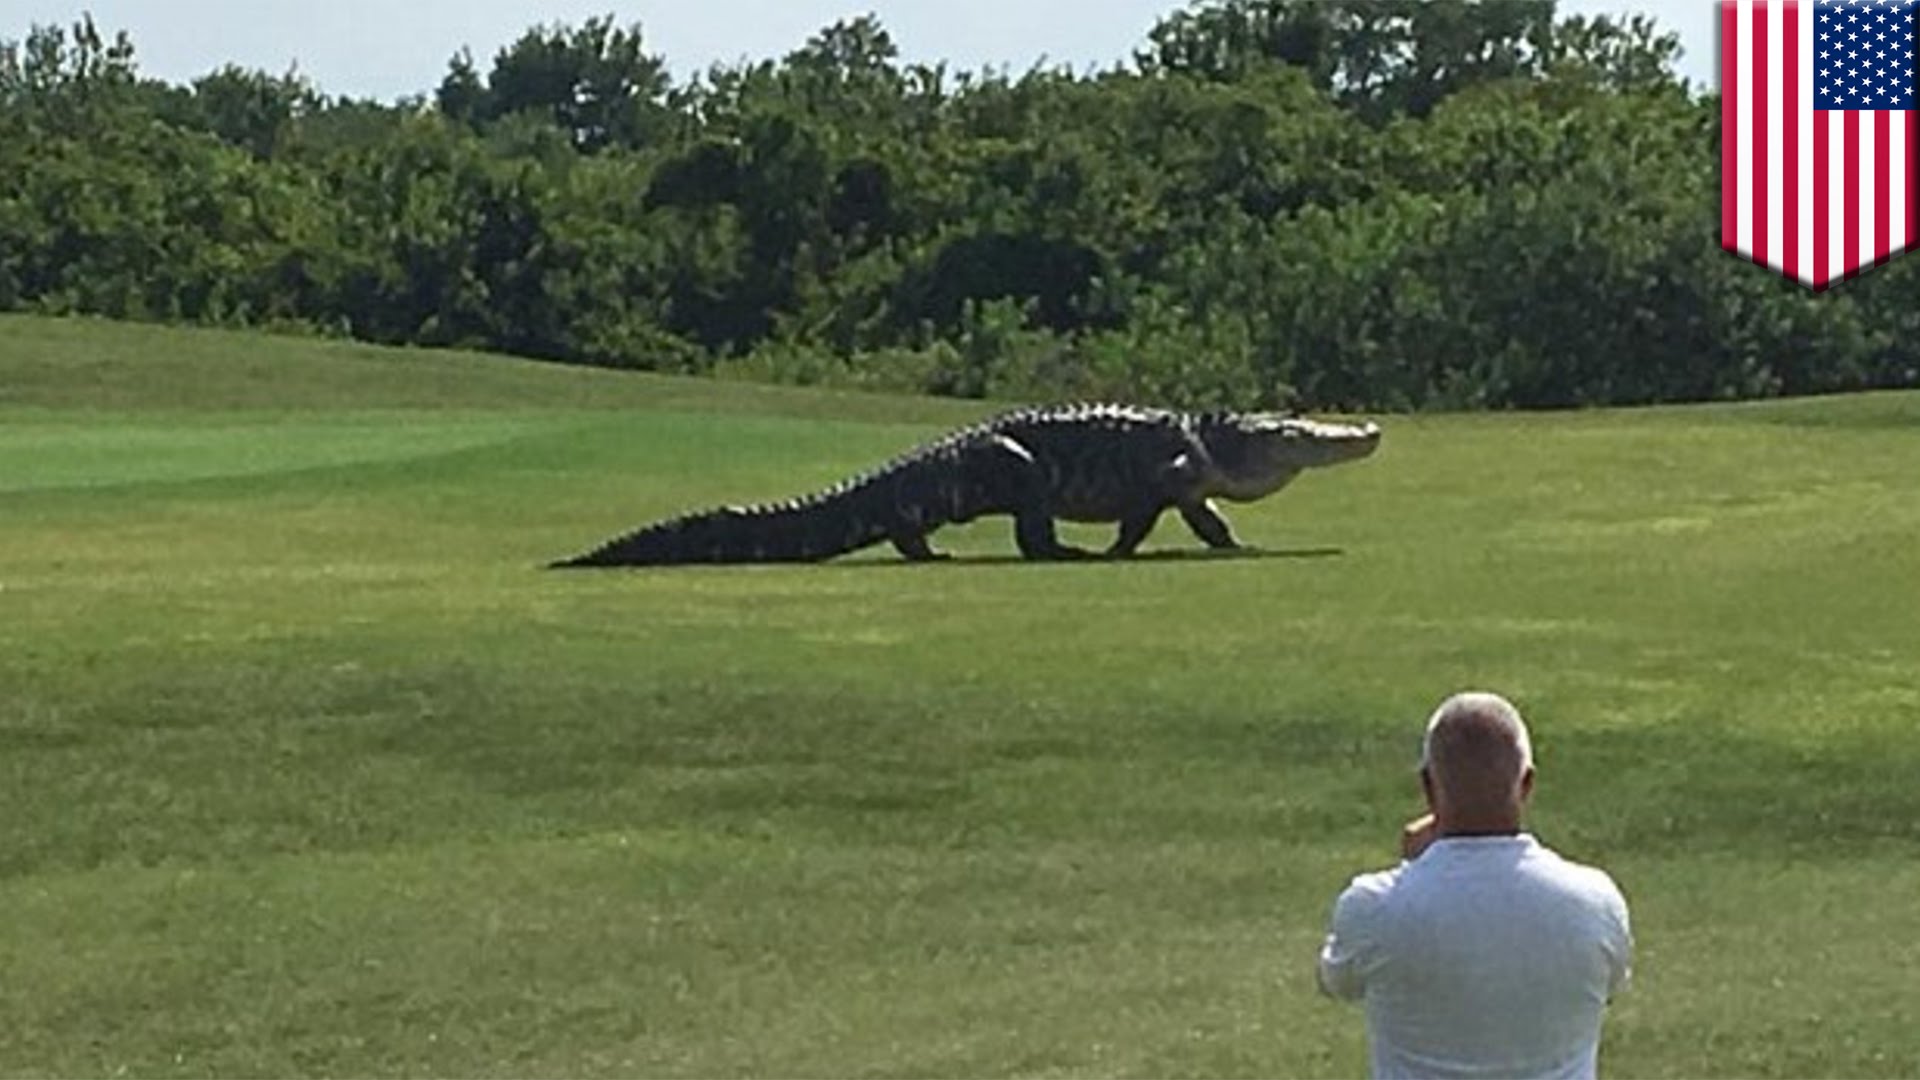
[1875,110,1890,266]
[1845,111,1860,279]
[1752,2,1769,267]
[1815,108,1829,290]
[1783,1,1799,280]
[1722,1,1738,253]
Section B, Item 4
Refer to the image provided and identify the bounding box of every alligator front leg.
[1107,506,1166,557]
[1178,498,1242,550]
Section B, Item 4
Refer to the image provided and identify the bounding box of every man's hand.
[1401,813,1437,860]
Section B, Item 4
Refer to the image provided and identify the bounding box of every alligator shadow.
[828,545,1345,571]
[543,546,1342,572]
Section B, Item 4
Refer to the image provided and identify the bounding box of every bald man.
[1316,692,1633,1079]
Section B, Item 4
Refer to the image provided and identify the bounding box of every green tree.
[437,16,672,153]
[1139,0,1680,119]
[2,7,1913,410]
[182,65,321,159]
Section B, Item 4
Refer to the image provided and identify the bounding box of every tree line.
[2,1,1915,412]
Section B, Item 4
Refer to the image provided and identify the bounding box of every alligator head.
[1199,413,1382,501]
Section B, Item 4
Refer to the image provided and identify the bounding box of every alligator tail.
[548,487,889,568]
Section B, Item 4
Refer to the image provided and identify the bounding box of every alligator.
[549,403,1381,567]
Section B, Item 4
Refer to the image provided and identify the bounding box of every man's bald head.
[1419,691,1534,829]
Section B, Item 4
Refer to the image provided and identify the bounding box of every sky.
[6,0,1719,102]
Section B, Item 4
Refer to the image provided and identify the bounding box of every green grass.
[3,313,1920,1077]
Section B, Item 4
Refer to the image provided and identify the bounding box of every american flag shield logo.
[1721,0,1917,289]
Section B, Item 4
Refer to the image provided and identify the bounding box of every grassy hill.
[3,314,1919,1077]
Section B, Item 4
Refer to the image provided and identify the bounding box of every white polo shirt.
[1317,834,1633,1080]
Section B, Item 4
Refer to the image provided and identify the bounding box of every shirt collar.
[1426,832,1538,851]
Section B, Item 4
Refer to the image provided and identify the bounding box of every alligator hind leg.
[1177,498,1243,550]
[1107,506,1167,557]
[1015,511,1094,560]
[970,433,1092,561]
[890,530,949,561]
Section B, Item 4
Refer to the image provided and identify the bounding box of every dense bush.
[1,3,1914,411]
